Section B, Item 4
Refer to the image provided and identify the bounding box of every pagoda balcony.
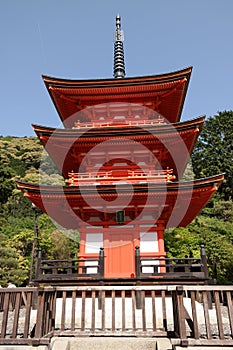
[33,245,208,285]
[66,168,175,186]
[34,248,105,284]
[72,116,165,129]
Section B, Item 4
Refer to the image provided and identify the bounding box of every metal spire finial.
[113,15,125,78]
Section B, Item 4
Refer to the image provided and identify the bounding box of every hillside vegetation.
[0,111,232,285]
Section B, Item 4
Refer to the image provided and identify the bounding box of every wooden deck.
[34,245,208,285]
[0,285,233,347]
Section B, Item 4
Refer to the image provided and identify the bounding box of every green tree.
[191,221,233,284]
[0,162,15,203]
[0,233,28,286]
[164,227,201,258]
[165,214,233,284]
[201,200,233,222]
[192,110,233,200]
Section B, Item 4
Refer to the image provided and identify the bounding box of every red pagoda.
[17,16,223,280]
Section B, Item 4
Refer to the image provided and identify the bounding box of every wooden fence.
[171,285,233,347]
[0,287,49,346]
[34,245,208,283]
[0,285,233,347]
[135,244,209,282]
[35,247,105,282]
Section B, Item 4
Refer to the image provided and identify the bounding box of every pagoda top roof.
[42,67,192,127]
[17,173,224,229]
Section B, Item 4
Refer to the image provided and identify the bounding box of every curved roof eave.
[42,66,193,87]
[16,173,224,229]
[32,115,205,138]
[16,174,224,194]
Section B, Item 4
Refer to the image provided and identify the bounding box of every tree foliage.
[0,162,15,203]
[0,136,77,285]
[192,111,233,200]
[165,210,233,284]
[0,233,28,287]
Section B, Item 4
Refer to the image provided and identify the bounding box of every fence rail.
[170,285,233,347]
[135,245,209,281]
[34,285,233,347]
[0,287,49,346]
[34,245,208,283]
[35,247,105,281]
[0,285,233,347]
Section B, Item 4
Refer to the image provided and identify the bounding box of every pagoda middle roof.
[42,67,192,127]
[33,115,204,180]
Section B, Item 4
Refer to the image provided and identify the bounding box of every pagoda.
[17,16,223,279]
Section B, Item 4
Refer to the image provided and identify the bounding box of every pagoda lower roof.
[33,116,204,180]
[16,174,224,230]
[42,67,192,127]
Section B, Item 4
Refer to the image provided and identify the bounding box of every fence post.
[135,246,142,309]
[135,246,141,279]
[200,244,209,281]
[172,286,187,340]
[35,248,42,280]
[99,247,105,278]
[34,288,45,338]
[200,244,212,308]
[98,248,104,310]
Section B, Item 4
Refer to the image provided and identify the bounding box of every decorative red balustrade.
[73,117,165,129]
[66,168,175,186]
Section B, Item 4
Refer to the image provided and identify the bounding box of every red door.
[104,231,136,278]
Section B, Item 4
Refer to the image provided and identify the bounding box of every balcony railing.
[34,248,105,282]
[73,117,165,129]
[66,168,175,185]
[33,245,208,284]
[135,245,209,282]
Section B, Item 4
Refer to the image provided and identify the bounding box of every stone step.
[156,338,173,350]
[50,337,172,350]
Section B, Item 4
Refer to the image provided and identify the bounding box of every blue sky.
[0,0,233,136]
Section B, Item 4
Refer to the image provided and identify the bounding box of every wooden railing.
[30,284,233,347]
[135,245,209,281]
[0,285,233,347]
[35,247,104,282]
[34,246,208,283]
[171,285,233,347]
[0,287,49,346]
